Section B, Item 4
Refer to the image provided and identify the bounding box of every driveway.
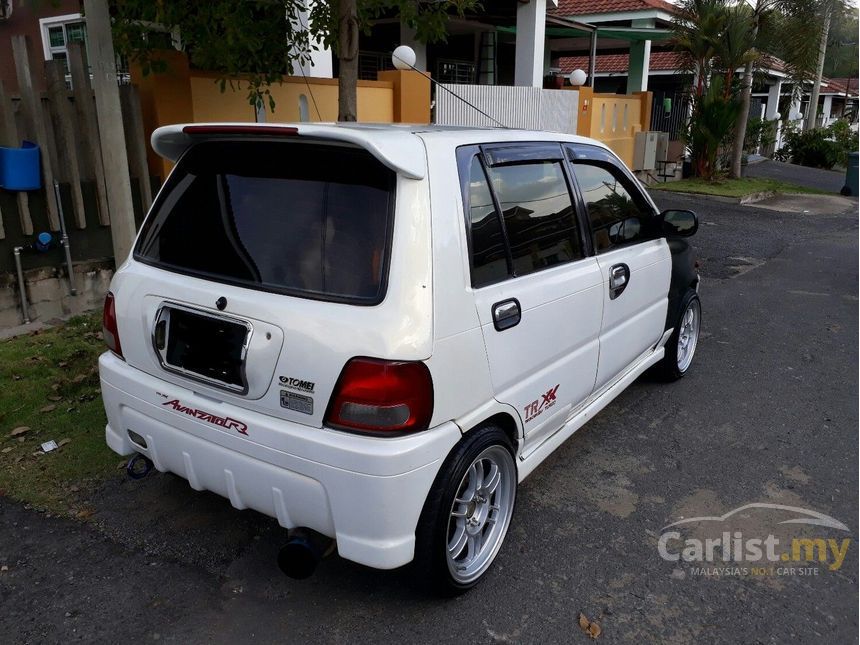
[744,158,847,193]
[1,192,857,644]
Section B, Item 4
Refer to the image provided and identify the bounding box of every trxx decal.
[524,385,559,423]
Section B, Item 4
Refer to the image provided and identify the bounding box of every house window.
[437,59,475,85]
[358,51,395,81]
[39,13,88,69]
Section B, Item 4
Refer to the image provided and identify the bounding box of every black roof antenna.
[391,50,508,128]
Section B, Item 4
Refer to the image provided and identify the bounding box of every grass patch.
[651,177,831,198]
[0,312,117,514]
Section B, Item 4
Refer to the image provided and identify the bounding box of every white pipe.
[53,181,77,296]
[13,247,30,324]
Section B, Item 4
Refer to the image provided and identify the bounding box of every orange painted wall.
[188,73,395,123]
[133,55,414,179]
[577,89,653,167]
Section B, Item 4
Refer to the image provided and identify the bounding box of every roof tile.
[552,0,678,17]
[557,51,685,73]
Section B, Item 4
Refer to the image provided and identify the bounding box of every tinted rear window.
[135,141,395,304]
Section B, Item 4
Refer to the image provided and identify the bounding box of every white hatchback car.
[99,123,700,594]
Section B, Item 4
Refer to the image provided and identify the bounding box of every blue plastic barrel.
[0,141,41,191]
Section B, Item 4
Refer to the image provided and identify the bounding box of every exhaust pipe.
[277,528,333,579]
[126,453,154,479]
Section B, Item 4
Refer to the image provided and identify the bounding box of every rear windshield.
[135,140,395,304]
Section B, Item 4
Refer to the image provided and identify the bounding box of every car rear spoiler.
[151,123,426,180]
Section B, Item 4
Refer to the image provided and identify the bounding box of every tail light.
[324,358,433,435]
[103,291,123,358]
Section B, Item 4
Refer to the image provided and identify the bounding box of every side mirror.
[660,209,698,237]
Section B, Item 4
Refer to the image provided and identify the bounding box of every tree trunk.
[804,7,832,132]
[729,4,761,180]
[337,0,358,122]
[729,59,754,178]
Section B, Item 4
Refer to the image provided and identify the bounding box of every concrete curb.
[652,189,801,205]
[650,190,754,204]
[738,190,777,205]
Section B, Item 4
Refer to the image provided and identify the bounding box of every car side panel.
[592,239,671,390]
[473,260,604,450]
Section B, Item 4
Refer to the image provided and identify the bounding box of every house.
[0,0,86,93]
[549,0,677,94]
[557,46,858,152]
[813,77,858,127]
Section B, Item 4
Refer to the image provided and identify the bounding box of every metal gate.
[434,84,580,134]
[650,90,690,140]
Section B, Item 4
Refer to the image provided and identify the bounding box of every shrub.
[827,119,859,166]
[778,128,842,169]
[776,119,859,169]
[683,77,742,180]
[744,118,778,154]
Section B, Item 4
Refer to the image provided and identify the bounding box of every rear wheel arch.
[463,412,521,455]
[413,422,518,594]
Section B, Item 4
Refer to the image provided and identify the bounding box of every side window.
[466,157,509,287]
[570,163,654,253]
[485,161,583,277]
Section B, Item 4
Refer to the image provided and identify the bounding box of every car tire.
[657,289,701,381]
[412,425,517,596]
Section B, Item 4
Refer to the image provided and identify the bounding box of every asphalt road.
[1,192,857,644]
[744,159,847,194]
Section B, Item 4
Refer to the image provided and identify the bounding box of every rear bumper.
[99,352,461,570]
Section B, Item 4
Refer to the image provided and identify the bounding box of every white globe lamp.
[392,45,416,71]
[568,69,587,87]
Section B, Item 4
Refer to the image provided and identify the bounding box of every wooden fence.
[0,36,151,274]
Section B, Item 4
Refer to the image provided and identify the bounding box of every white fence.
[434,84,579,134]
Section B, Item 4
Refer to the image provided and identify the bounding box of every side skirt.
[517,346,665,482]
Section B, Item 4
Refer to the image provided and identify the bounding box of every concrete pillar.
[291,0,333,78]
[576,86,594,137]
[515,0,547,87]
[83,0,137,265]
[543,40,552,79]
[377,70,431,123]
[626,19,654,94]
[789,95,803,124]
[399,24,428,72]
[822,94,833,122]
[765,80,782,120]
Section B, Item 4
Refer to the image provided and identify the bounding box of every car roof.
[151,122,610,180]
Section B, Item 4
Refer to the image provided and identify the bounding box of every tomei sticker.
[279,376,315,394]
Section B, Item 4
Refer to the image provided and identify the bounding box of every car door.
[457,143,604,453]
[565,144,671,391]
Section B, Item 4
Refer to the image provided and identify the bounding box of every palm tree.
[672,0,728,98]
[728,0,846,176]
[672,0,754,179]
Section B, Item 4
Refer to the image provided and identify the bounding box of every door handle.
[609,263,630,300]
[492,298,521,331]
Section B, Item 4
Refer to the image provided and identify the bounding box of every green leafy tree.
[110,0,478,121]
[308,0,478,121]
[674,0,847,177]
[824,8,859,78]
[728,0,850,175]
[672,0,749,178]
